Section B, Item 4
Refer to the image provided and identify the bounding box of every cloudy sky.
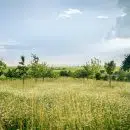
[0,0,130,66]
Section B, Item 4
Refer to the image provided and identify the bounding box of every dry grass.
[0,78,130,130]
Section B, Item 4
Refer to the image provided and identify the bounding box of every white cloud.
[64,8,82,15]
[101,38,130,52]
[0,40,19,45]
[58,8,82,19]
[120,12,127,17]
[96,15,109,19]
[58,14,71,19]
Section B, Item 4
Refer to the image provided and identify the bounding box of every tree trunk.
[109,75,112,87]
[23,77,25,85]
[42,77,45,82]
[35,78,37,83]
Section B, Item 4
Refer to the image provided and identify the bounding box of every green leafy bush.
[73,69,88,78]
[95,73,101,80]
[60,70,72,77]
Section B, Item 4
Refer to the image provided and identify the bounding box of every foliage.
[0,75,6,80]
[104,61,116,87]
[46,67,58,78]
[121,54,130,71]
[31,54,39,64]
[29,54,41,80]
[116,70,127,81]
[95,72,101,80]
[4,68,21,79]
[104,61,116,75]
[60,70,72,77]
[73,69,88,78]
[83,58,101,78]
[102,74,109,81]
[0,54,130,82]
[17,56,28,84]
[0,60,6,76]
[37,63,48,80]
[126,72,130,81]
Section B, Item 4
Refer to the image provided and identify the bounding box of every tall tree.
[104,61,116,87]
[121,54,130,71]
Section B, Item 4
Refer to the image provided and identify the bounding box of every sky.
[0,0,130,66]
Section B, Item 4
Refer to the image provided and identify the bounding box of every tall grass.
[0,78,130,130]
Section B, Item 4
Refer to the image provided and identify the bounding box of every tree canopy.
[121,54,130,71]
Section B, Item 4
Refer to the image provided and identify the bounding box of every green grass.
[0,78,130,130]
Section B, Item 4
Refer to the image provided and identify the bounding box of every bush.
[117,70,127,81]
[46,69,59,78]
[52,72,60,78]
[126,72,130,81]
[100,70,105,74]
[95,73,101,80]
[112,75,117,81]
[60,70,72,77]
[73,69,88,78]
[101,74,109,81]
[0,75,6,80]
[83,58,101,78]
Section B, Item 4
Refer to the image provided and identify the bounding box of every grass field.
[0,78,130,130]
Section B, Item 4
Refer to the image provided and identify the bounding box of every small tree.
[104,61,116,87]
[18,56,28,84]
[30,54,40,82]
[121,54,130,71]
[39,62,48,81]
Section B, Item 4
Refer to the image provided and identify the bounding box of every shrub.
[60,70,72,77]
[83,58,101,78]
[100,70,105,74]
[101,74,109,81]
[117,70,127,81]
[73,69,88,78]
[126,72,130,81]
[46,68,59,78]
[0,75,6,80]
[111,75,117,81]
[95,73,101,80]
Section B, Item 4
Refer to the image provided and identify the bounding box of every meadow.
[0,78,130,130]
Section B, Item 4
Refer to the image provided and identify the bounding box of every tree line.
[0,54,130,86]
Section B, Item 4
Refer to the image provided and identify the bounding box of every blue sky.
[0,0,130,65]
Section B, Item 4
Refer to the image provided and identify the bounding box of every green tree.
[83,58,101,78]
[121,54,130,71]
[39,62,48,81]
[29,54,40,82]
[18,56,28,84]
[104,61,116,87]
[0,60,6,76]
